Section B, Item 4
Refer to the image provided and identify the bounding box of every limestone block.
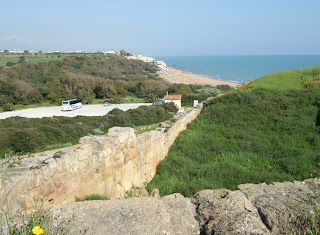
[77,144,93,161]
[38,181,55,198]
[104,155,114,168]
[80,135,117,151]
[107,127,135,144]
[15,176,32,196]
[192,189,270,234]
[48,194,199,235]
[45,158,57,178]
[96,149,112,160]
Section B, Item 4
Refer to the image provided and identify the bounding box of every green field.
[0,54,69,67]
[147,67,320,197]
[252,66,320,91]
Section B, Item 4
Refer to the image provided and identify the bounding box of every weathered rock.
[237,180,316,234]
[151,188,160,198]
[130,186,149,196]
[48,193,200,235]
[192,189,270,234]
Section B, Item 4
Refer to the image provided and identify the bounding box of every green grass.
[0,54,68,67]
[147,68,320,197]
[75,194,109,202]
[252,66,320,91]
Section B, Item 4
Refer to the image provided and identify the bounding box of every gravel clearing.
[0,103,151,119]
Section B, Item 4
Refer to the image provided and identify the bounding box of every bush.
[75,194,109,201]
[182,94,212,106]
[216,84,233,92]
[196,87,223,95]
[161,102,178,113]
[2,103,15,111]
[6,62,16,67]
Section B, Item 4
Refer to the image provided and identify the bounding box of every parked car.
[152,100,164,105]
[103,102,111,106]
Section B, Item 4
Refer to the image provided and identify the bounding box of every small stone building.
[164,95,182,109]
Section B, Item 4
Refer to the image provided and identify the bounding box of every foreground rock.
[49,194,199,235]
[192,179,319,234]
[192,189,270,234]
[46,179,320,235]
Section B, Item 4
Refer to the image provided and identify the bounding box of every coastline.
[158,67,239,87]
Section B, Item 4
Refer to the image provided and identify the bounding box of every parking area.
[0,103,151,119]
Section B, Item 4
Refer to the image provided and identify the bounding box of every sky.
[1,0,320,57]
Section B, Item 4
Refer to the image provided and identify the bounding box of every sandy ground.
[158,67,239,87]
[0,103,151,119]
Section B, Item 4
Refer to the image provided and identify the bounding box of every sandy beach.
[158,67,239,87]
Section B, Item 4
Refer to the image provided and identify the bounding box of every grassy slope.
[147,67,320,197]
[0,54,68,67]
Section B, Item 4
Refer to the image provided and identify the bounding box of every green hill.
[0,53,219,110]
[147,67,320,197]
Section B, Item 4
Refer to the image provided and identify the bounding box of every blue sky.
[1,0,319,56]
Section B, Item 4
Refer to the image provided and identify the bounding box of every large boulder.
[48,193,199,235]
[237,180,317,234]
[192,189,270,234]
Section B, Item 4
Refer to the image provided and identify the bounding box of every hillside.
[0,53,224,111]
[148,66,320,197]
[0,53,160,106]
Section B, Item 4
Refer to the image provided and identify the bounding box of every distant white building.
[104,51,116,54]
[127,54,168,71]
[155,60,168,71]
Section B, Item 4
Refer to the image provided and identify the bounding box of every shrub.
[75,194,109,202]
[2,103,15,111]
[195,87,223,95]
[216,84,233,92]
[108,108,123,115]
[6,62,16,67]
[161,102,178,113]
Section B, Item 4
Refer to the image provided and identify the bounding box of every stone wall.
[0,105,203,212]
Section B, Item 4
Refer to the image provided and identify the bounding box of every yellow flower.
[32,226,43,235]
[32,209,36,213]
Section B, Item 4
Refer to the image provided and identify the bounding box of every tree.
[23,50,29,54]
[4,50,9,54]
[119,49,132,56]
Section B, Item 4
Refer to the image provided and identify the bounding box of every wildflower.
[13,221,18,227]
[32,226,43,235]
[32,209,37,213]
[24,221,28,225]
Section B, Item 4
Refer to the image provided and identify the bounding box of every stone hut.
[164,94,182,109]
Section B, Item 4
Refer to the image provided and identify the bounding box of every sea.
[155,55,320,84]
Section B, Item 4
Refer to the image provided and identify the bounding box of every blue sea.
[155,55,320,83]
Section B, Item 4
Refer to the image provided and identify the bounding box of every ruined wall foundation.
[0,105,203,212]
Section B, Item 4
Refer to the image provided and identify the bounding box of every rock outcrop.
[49,194,199,235]
[47,179,319,235]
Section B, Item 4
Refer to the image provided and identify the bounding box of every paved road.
[0,103,151,119]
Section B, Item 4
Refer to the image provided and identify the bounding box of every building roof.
[164,95,181,100]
